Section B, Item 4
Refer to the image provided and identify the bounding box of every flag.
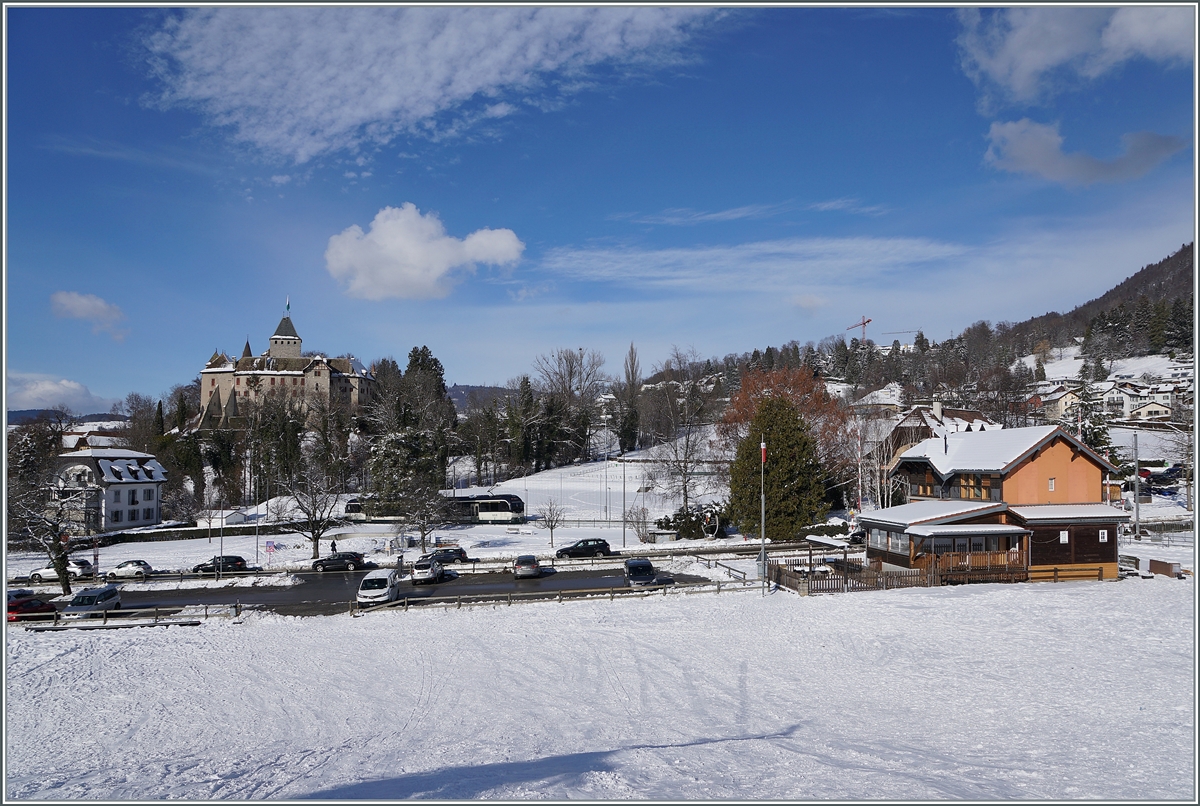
[761,441,766,464]
[286,296,290,315]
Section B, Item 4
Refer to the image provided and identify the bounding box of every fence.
[21,603,239,632]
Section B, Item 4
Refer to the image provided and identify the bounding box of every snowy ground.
[5,569,1194,800]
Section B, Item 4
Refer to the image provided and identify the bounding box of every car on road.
[7,596,57,622]
[421,546,471,565]
[107,560,154,581]
[357,568,401,606]
[313,552,366,572]
[29,558,94,583]
[62,584,122,618]
[410,557,444,585]
[192,555,248,575]
[623,558,657,586]
[513,555,541,579]
[555,538,612,559]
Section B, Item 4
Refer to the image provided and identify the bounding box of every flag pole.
[761,438,766,596]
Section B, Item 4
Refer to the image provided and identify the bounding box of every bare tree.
[389,481,451,554]
[532,347,608,463]
[624,505,652,543]
[642,346,723,512]
[284,465,346,560]
[535,497,567,548]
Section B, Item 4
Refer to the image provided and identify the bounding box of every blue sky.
[4,5,1195,413]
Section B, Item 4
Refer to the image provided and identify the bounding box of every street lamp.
[603,413,610,522]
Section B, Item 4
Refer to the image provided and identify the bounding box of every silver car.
[513,555,541,579]
[410,558,444,585]
[62,584,122,618]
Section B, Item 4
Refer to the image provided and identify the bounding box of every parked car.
[422,547,470,564]
[29,558,94,583]
[7,596,57,622]
[410,558,444,585]
[847,530,866,546]
[555,538,612,559]
[624,558,657,586]
[357,568,401,606]
[107,560,153,581]
[8,589,36,604]
[192,555,248,574]
[513,555,541,579]
[62,584,122,618]
[313,552,366,572]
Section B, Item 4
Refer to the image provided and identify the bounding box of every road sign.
[265,541,275,553]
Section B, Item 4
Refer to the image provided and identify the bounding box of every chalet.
[861,425,1128,582]
[49,448,168,534]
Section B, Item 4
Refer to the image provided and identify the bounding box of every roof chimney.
[932,401,943,421]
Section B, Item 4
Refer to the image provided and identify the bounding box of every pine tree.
[728,397,828,541]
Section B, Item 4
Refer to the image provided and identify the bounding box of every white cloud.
[958,7,1194,106]
[325,203,525,300]
[985,119,1187,185]
[806,198,888,216]
[6,372,120,414]
[144,7,715,163]
[622,203,787,226]
[270,175,291,185]
[50,291,129,341]
[540,236,967,291]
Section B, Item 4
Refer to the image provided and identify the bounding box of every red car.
[8,596,57,622]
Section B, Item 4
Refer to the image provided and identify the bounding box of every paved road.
[99,566,705,618]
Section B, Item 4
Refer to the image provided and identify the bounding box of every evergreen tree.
[728,397,827,541]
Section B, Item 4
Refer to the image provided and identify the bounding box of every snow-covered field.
[5,568,1195,800]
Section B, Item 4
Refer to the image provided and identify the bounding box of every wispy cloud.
[806,198,888,216]
[957,7,1194,108]
[325,203,525,300]
[540,236,967,291]
[143,7,717,163]
[617,203,788,226]
[50,291,129,341]
[42,135,220,176]
[6,371,120,413]
[985,119,1187,185]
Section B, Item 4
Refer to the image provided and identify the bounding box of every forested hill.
[997,242,1193,353]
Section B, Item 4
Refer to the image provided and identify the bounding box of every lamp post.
[622,458,627,548]
[603,414,610,522]
[760,439,767,596]
[218,497,225,582]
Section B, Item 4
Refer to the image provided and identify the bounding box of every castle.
[196,310,377,429]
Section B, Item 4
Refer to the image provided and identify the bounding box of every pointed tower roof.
[242,339,253,359]
[273,316,300,339]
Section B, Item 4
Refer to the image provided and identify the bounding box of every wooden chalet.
[860,426,1128,582]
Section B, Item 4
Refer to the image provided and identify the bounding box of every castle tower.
[268,313,301,358]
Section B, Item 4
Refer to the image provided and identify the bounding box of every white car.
[61,584,122,618]
[410,558,444,585]
[107,560,153,581]
[29,559,94,583]
[357,568,401,606]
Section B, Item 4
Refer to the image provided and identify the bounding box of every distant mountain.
[6,410,127,425]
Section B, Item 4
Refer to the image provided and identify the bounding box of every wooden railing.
[915,550,1026,573]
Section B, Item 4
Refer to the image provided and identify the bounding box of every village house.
[860,425,1128,582]
[197,310,377,430]
[49,447,168,534]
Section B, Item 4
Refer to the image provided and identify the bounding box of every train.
[343,493,526,525]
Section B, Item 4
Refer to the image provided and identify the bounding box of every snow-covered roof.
[1008,504,1130,524]
[906,523,1030,538]
[858,500,1007,529]
[96,458,168,483]
[853,382,904,409]
[897,425,1116,475]
[59,448,155,459]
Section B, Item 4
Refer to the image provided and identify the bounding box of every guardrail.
[354,579,757,615]
[20,602,241,631]
[694,555,748,581]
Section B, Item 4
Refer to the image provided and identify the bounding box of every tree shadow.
[301,724,805,800]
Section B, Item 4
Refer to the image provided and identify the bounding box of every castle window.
[236,378,240,385]
[271,378,275,386]
[315,370,322,377]
[301,378,305,386]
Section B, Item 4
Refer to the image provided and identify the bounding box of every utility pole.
[760,438,767,596]
[1133,433,1140,539]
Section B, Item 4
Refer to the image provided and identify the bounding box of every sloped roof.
[242,340,253,358]
[858,500,1007,529]
[897,425,1117,476]
[906,523,1029,538]
[1008,503,1130,524]
[273,316,300,339]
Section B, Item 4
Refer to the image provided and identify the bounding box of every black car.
[192,555,248,574]
[555,538,612,559]
[422,547,470,565]
[313,552,366,572]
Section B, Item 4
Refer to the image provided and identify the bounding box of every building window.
[959,474,985,500]
[271,377,275,386]
[315,370,322,377]
[1048,478,1056,492]
[144,508,155,521]
[128,489,138,505]
[144,488,155,501]
[300,378,305,386]
[236,377,240,386]
[129,509,139,522]
[111,510,122,523]
[113,490,121,503]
